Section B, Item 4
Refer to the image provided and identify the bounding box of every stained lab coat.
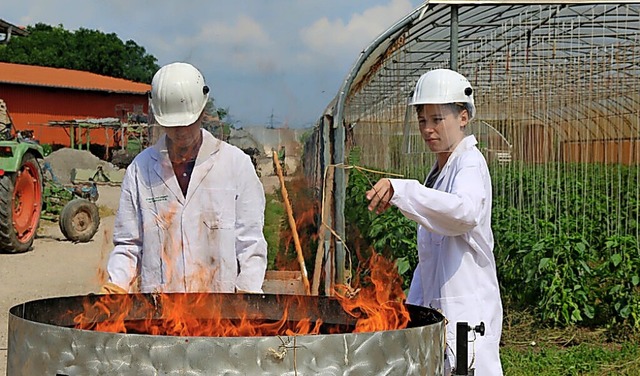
[389,135,503,375]
[106,129,267,293]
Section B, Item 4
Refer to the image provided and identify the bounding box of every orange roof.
[0,62,150,94]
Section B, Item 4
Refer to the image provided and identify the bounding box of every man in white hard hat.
[102,62,268,294]
[365,69,503,375]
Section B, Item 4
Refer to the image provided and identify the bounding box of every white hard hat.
[409,68,475,119]
[149,62,210,127]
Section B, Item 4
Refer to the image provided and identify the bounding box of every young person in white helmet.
[365,68,503,375]
[102,62,268,294]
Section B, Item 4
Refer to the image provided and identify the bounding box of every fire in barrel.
[7,254,446,375]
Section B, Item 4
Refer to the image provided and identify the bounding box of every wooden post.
[104,127,110,160]
[272,150,311,295]
[311,165,334,295]
[69,125,75,149]
[85,125,91,150]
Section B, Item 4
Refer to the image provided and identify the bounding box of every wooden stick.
[272,150,311,295]
[311,165,334,295]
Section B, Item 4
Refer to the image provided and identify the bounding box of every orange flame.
[74,293,327,337]
[334,252,410,333]
[75,252,408,336]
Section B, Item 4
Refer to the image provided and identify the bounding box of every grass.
[501,310,640,375]
[502,343,640,375]
[264,192,285,269]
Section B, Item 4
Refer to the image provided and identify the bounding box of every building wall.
[0,83,147,147]
[561,139,639,165]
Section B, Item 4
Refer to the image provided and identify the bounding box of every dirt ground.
[0,168,286,374]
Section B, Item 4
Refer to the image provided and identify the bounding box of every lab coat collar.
[150,129,223,203]
[185,130,222,203]
[430,135,479,188]
[451,135,478,156]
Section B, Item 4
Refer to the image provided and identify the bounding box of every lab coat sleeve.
[106,164,143,292]
[389,165,488,236]
[234,156,268,292]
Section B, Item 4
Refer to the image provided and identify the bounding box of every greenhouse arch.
[304,0,640,288]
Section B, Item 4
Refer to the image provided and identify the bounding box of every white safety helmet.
[409,68,475,119]
[149,62,210,127]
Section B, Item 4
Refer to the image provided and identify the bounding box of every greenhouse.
[305,0,639,331]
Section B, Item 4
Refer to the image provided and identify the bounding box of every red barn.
[0,61,150,151]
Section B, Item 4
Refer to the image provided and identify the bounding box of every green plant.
[595,235,640,332]
[526,233,596,326]
[492,162,640,333]
[264,193,285,269]
[41,144,53,156]
[344,168,418,290]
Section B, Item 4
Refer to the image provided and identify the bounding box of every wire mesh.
[307,2,640,261]
[328,2,640,241]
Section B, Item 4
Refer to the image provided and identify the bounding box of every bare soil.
[0,184,120,375]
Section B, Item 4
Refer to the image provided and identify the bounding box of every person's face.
[417,104,468,154]
[163,120,201,149]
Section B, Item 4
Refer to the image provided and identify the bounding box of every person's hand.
[99,282,128,294]
[366,178,394,214]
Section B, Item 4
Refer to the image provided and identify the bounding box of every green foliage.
[345,160,640,333]
[298,128,314,145]
[264,193,285,270]
[41,144,53,157]
[523,233,596,326]
[596,235,640,331]
[202,102,235,137]
[0,23,159,83]
[492,162,640,332]
[344,168,418,290]
[40,180,75,220]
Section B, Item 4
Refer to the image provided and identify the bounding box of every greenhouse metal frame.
[307,1,640,290]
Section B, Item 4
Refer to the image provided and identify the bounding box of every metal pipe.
[322,114,334,295]
[331,1,430,287]
[450,5,459,70]
[454,321,469,375]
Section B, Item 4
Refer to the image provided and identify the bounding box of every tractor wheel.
[0,153,43,253]
[59,198,100,243]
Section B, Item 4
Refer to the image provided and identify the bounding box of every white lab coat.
[389,135,503,375]
[106,129,267,293]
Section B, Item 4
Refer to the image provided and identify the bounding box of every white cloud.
[198,14,271,47]
[164,14,281,76]
[298,0,415,66]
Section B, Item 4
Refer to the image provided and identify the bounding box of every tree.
[0,23,159,83]
[202,99,235,141]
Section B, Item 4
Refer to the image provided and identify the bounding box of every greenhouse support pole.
[322,115,334,295]
[450,4,459,71]
[331,4,429,287]
[334,118,346,287]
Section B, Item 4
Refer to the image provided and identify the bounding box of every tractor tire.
[0,153,43,253]
[59,198,100,243]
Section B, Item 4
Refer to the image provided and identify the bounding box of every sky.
[4,0,424,128]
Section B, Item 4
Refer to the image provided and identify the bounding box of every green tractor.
[0,99,100,253]
[0,136,44,253]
